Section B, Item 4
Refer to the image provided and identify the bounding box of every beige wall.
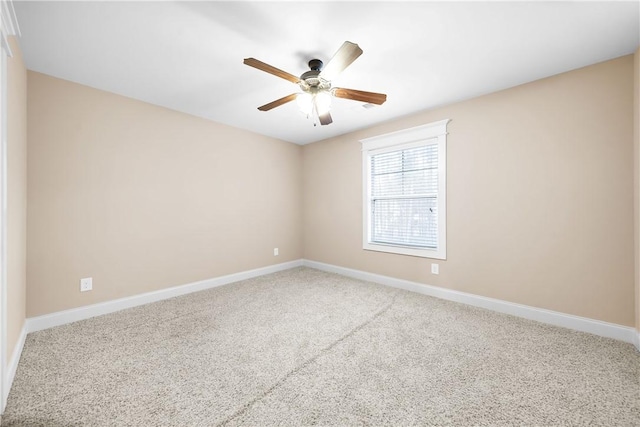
[27,72,302,317]
[7,37,27,360]
[22,54,638,327]
[303,55,635,326]
[635,48,640,332]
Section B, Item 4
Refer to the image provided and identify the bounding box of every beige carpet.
[3,267,639,426]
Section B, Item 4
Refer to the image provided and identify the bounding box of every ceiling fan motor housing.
[300,59,330,90]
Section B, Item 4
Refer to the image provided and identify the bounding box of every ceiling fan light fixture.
[315,91,332,115]
[296,92,313,116]
[297,90,331,119]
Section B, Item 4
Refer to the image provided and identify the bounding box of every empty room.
[0,1,639,425]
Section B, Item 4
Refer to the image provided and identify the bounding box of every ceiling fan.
[243,41,387,126]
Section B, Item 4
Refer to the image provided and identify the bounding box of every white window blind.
[361,119,449,259]
[370,144,439,249]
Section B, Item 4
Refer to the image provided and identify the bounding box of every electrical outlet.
[431,264,439,275]
[273,248,279,256]
[80,277,93,292]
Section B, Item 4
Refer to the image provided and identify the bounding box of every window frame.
[361,119,450,259]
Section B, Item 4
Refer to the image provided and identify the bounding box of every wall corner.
[634,47,640,339]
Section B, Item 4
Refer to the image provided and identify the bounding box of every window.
[361,119,450,259]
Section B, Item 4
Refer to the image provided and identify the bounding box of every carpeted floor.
[3,267,639,426]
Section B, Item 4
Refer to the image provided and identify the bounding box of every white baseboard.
[3,323,26,411]
[303,259,638,346]
[26,259,303,333]
[20,257,640,346]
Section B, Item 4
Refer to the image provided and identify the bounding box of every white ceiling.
[13,1,640,145]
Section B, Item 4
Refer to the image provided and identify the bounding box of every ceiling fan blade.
[333,88,387,105]
[257,93,298,111]
[243,58,301,84]
[318,111,333,126]
[319,41,363,81]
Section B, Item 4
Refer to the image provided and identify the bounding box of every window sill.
[363,242,446,260]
